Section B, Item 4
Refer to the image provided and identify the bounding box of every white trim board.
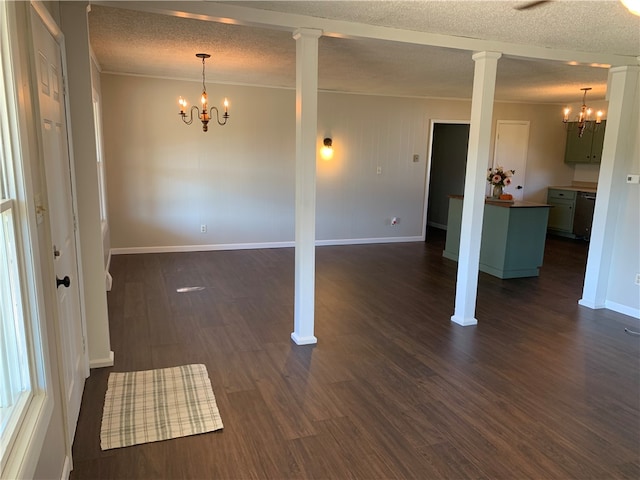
[604,301,640,320]
[579,298,640,320]
[60,455,71,480]
[89,350,114,369]
[110,236,424,255]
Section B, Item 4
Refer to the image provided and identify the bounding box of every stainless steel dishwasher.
[573,191,596,240]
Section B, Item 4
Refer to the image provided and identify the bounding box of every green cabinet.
[564,120,606,164]
[546,188,576,236]
[443,197,551,279]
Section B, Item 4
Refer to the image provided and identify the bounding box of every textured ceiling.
[88,1,639,103]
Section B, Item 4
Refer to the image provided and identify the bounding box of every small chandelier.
[562,87,602,138]
[178,53,229,132]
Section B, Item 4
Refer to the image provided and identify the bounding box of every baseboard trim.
[112,242,295,254]
[604,300,640,320]
[61,455,71,480]
[578,298,606,309]
[110,237,424,255]
[90,350,114,369]
[427,221,448,230]
[290,332,318,345]
[315,236,423,246]
[451,315,478,326]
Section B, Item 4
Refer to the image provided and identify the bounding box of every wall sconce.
[178,53,229,132]
[320,138,333,160]
[562,87,603,138]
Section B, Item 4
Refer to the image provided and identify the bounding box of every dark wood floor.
[70,230,640,479]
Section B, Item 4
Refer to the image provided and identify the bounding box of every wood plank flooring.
[70,230,640,479]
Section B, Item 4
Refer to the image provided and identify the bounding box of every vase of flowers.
[487,166,515,198]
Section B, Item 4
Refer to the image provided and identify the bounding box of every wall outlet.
[635,273,640,285]
[413,154,420,163]
[376,166,382,175]
[200,224,207,233]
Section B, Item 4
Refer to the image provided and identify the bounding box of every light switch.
[626,174,639,184]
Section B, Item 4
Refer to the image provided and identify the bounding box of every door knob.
[56,275,70,288]
[516,185,523,190]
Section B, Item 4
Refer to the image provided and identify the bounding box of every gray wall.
[101,73,574,251]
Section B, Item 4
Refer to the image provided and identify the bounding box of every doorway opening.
[424,121,470,242]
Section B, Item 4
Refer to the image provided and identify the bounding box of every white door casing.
[493,121,530,201]
[30,6,88,447]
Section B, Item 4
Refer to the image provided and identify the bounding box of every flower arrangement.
[487,166,515,187]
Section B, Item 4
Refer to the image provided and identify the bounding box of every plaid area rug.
[100,364,223,450]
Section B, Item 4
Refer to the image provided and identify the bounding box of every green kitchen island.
[443,195,552,279]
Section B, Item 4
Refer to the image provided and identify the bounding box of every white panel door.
[31,7,87,445]
[493,121,530,201]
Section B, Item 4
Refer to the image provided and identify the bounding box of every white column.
[580,65,640,309]
[291,28,322,345]
[451,51,502,326]
[59,1,113,366]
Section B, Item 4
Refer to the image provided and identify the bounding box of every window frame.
[0,1,53,478]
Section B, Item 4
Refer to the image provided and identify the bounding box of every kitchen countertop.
[548,181,597,194]
[449,194,551,208]
[548,185,597,193]
[486,199,552,208]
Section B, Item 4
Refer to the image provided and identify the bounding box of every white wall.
[102,74,573,250]
[102,74,296,249]
[317,93,470,240]
[605,79,640,317]
[492,102,573,203]
[573,163,600,183]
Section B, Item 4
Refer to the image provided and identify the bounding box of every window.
[0,2,51,477]
[0,187,32,473]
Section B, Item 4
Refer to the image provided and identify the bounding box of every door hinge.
[73,214,78,232]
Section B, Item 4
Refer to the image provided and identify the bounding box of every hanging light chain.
[201,55,207,95]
